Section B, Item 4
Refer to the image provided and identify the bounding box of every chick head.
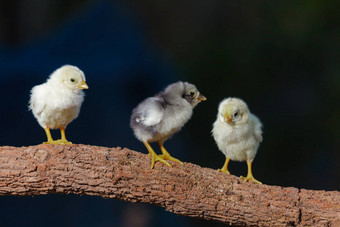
[182,82,207,107]
[49,65,88,91]
[218,97,249,125]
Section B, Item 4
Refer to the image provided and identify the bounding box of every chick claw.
[157,142,183,165]
[218,157,230,174]
[218,169,230,175]
[143,141,172,169]
[241,160,262,184]
[43,141,54,145]
[158,154,183,165]
[43,139,72,145]
[54,139,72,145]
[240,175,262,184]
[150,154,172,169]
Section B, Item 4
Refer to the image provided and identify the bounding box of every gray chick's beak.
[197,94,207,101]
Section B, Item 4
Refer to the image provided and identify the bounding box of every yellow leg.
[143,141,171,169]
[55,127,72,145]
[240,160,262,184]
[43,127,54,144]
[218,157,230,174]
[157,142,183,165]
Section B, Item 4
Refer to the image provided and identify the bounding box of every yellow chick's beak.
[197,94,207,101]
[224,113,232,123]
[78,80,89,89]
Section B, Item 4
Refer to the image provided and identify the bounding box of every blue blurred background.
[0,0,339,226]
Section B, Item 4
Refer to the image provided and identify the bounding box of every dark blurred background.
[0,0,339,226]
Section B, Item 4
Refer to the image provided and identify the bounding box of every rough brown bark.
[0,144,339,226]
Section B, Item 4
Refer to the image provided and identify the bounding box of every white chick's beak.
[224,113,232,123]
[78,80,89,89]
[197,94,207,101]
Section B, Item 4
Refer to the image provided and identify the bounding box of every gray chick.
[130,81,206,169]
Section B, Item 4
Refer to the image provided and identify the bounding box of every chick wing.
[29,85,48,117]
[250,114,263,142]
[132,97,165,127]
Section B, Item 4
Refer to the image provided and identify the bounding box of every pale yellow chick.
[29,65,89,144]
[212,97,263,184]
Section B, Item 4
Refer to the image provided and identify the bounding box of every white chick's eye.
[70,78,75,83]
[233,112,239,117]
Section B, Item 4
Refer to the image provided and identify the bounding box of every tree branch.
[0,144,339,226]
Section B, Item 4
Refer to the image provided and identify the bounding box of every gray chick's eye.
[70,78,75,83]
[234,112,239,117]
[189,91,195,97]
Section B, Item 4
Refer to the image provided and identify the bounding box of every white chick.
[130,81,206,169]
[212,97,263,184]
[29,65,88,144]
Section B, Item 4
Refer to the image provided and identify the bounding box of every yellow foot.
[240,175,262,184]
[43,141,54,144]
[218,169,230,175]
[218,157,230,175]
[158,154,183,165]
[43,140,61,145]
[53,139,72,145]
[43,140,72,145]
[157,142,183,166]
[150,154,172,169]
